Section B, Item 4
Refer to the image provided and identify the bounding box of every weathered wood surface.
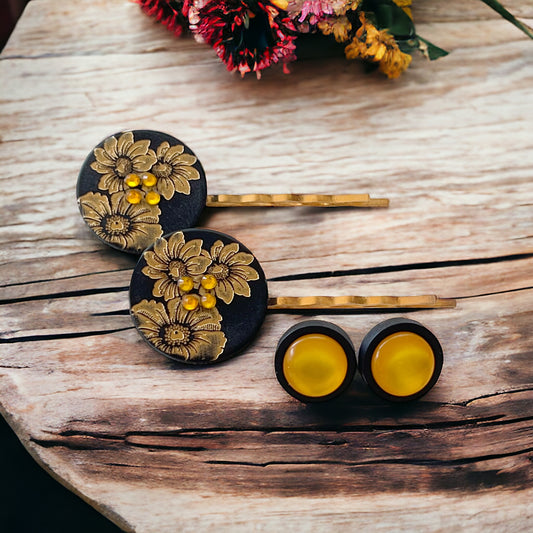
[1,0,532,531]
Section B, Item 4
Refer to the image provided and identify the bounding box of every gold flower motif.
[91,132,157,194]
[78,192,162,252]
[206,240,259,304]
[142,232,211,301]
[151,141,200,200]
[131,298,227,362]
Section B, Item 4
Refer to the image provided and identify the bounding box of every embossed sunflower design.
[78,192,162,252]
[131,298,227,361]
[206,240,259,304]
[151,141,200,200]
[91,132,157,194]
[142,232,211,301]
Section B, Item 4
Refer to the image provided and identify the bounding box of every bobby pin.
[129,229,456,365]
[77,130,389,254]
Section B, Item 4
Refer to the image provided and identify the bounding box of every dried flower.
[196,0,297,77]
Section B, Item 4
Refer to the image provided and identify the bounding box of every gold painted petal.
[164,144,185,161]
[219,242,240,262]
[116,132,134,154]
[189,307,222,329]
[166,231,186,259]
[132,299,168,331]
[131,224,163,252]
[103,135,118,159]
[229,275,251,297]
[133,151,157,172]
[173,166,200,182]
[153,236,171,263]
[91,153,115,170]
[143,250,170,271]
[142,263,167,279]
[78,192,111,219]
[174,153,197,166]
[215,279,235,305]
[226,251,255,266]
[187,255,211,275]
[156,141,170,159]
[180,239,203,261]
[169,297,188,323]
[156,178,176,201]
[152,278,169,298]
[188,331,227,361]
[210,240,225,260]
[128,139,151,158]
[230,264,259,281]
[170,176,191,196]
[99,174,125,194]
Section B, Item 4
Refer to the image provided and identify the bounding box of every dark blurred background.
[1,1,122,530]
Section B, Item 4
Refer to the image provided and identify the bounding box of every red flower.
[196,0,297,77]
[136,0,189,37]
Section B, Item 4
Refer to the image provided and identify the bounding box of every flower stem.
[480,0,533,39]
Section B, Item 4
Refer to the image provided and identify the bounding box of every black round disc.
[358,318,443,402]
[275,320,357,403]
[77,130,207,254]
[130,229,268,364]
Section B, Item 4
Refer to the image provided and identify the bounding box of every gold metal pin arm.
[267,295,456,310]
[206,194,389,208]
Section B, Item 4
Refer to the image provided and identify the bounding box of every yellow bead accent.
[125,189,143,204]
[141,172,157,187]
[283,334,348,398]
[371,332,435,397]
[124,173,141,187]
[145,190,161,205]
[182,294,199,311]
[178,276,194,292]
[201,274,218,290]
[201,293,217,309]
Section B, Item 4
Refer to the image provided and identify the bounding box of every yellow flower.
[151,141,200,200]
[142,231,211,301]
[331,0,361,16]
[78,192,162,252]
[206,240,259,305]
[345,13,412,79]
[90,132,157,194]
[131,298,227,362]
[318,16,352,43]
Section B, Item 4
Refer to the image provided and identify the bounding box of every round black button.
[130,229,268,364]
[275,321,357,403]
[358,318,443,402]
[77,130,207,254]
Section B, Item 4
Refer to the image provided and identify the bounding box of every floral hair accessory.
[135,0,532,78]
[129,229,455,364]
[77,130,389,254]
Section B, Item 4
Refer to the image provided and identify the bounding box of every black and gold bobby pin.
[129,228,456,365]
[77,130,389,254]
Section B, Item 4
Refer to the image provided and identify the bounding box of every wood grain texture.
[1,0,532,531]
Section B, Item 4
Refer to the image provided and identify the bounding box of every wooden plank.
[0,0,532,531]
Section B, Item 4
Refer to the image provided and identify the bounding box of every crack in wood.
[204,447,533,468]
[454,387,533,406]
[0,286,129,305]
[0,327,133,344]
[268,252,533,282]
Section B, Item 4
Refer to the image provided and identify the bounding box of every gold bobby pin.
[206,194,389,208]
[267,295,456,310]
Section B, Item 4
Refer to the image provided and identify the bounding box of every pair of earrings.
[275,318,443,403]
[77,130,455,365]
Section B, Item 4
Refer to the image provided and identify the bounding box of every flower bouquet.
[136,0,533,78]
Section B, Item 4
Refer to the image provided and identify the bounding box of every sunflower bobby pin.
[77,130,389,254]
[129,229,455,364]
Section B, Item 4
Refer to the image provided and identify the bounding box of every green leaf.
[417,36,449,61]
[362,0,415,39]
[480,0,533,39]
